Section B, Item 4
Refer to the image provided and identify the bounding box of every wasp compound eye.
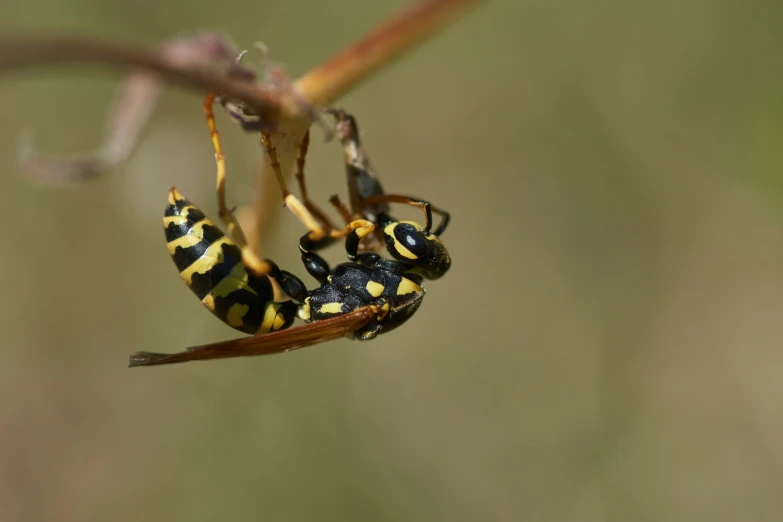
[384,222,430,261]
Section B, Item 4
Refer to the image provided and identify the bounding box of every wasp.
[129,109,451,366]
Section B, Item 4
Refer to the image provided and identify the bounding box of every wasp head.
[382,220,451,279]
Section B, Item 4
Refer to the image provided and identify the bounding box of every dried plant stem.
[294,0,483,106]
[0,35,284,122]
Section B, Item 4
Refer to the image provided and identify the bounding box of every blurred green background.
[2,1,783,521]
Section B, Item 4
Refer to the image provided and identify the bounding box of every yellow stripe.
[209,262,259,298]
[317,302,344,314]
[226,303,250,328]
[167,233,202,254]
[272,310,287,331]
[166,220,219,255]
[383,223,418,260]
[258,303,282,333]
[163,215,188,227]
[394,239,418,260]
[365,280,384,297]
[396,277,423,296]
[179,237,231,284]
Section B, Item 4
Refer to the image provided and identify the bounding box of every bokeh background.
[2,1,782,521]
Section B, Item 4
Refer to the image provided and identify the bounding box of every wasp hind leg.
[204,92,276,278]
[261,129,349,254]
[294,130,341,233]
[328,194,354,225]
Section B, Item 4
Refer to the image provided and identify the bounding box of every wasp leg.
[259,128,293,202]
[328,194,354,225]
[298,243,332,286]
[264,257,308,303]
[203,92,274,278]
[325,107,362,149]
[361,194,450,235]
[207,114,334,252]
[204,92,246,243]
[260,130,347,252]
[296,223,335,285]
[293,130,343,245]
[342,220,376,261]
[296,219,374,285]
[325,107,385,214]
[298,217,374,280]
[284,193,342,249]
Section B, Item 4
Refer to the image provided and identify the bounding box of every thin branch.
[0,34,284,122]
[293,0,484,106]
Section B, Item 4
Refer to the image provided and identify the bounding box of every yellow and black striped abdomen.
[164,187,276,335]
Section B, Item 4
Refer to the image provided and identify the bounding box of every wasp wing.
[129,306,375,367]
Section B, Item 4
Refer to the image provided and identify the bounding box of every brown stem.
[293,0,485,106]
[0,34,284,122]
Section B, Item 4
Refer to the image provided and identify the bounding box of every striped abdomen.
[164,187,292,335]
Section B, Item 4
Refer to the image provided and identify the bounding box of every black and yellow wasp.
[129,108,450,366]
